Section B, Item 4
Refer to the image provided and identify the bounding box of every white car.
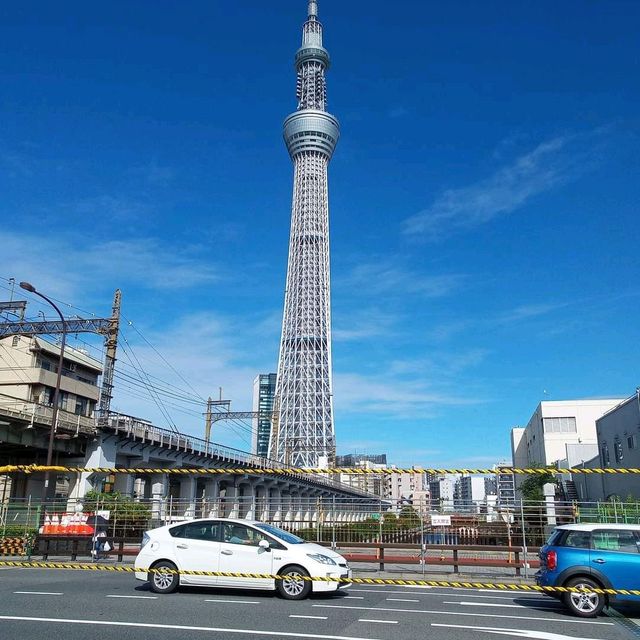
[134,518,351,599]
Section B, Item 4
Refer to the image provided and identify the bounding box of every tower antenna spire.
[308,1,318,19]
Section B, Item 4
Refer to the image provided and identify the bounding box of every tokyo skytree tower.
[269,1,339,468]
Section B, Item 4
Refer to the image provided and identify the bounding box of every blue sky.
[1,1,639,466]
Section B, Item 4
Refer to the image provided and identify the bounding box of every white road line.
[0,615,384,640]
[290,615,328,620]
[358,619,398,625]
[431,622,608,640]
[205,599,261,604]
[442,601,561,610]
[349,588,537,601]
[386,598,420,603]
[311,604,614,626]
[105,595,157,600]
[13,591,63,596]
[343,596,365,599]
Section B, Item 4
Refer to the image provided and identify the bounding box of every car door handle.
[592,558,606,564]
[176,544,188,549]
[221,550,233,556]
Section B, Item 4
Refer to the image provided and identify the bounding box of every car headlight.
[307,553,337,566]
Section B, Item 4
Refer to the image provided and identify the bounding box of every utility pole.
[98,289,121,417]
[204,397,213,455]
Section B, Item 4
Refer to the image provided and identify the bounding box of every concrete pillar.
[68,436,118,504]
[114,473,135,498]
[270,486,282,522]
[224,483,239,518]
[204,478,220,517]
[151,474,169,522]
[180,477,198,518]
[244,481,259,520]
[292,493,302,525]
[255,484,269,521]
[301,493,311,524]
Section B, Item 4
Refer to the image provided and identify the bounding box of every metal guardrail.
[0,397,95,435]
[99,413,377,498]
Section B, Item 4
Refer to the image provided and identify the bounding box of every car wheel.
[149,561,179,594]
[563,577,605,618]
[276,565,312,600]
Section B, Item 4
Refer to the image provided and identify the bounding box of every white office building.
[511,399,624,469]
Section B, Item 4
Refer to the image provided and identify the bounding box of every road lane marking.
[358,619,398,625]
[105,595,157,599]
[0,616,384,640]
[386,598,420,602]
[290,615,328,620]
[442,601,561,610]
[311,604,614,626]
[343,596,364,599]
[349,588,536,601]
[431,622,608,639]
[13,591,63,596]
[205,599,261,604]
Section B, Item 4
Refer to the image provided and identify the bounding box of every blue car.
[536,523,640,617]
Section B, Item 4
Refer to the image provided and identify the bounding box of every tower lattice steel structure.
[269,0,339,468]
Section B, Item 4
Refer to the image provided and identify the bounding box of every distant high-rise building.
[456,476,487,512]
[251,374,277,458]
[270,1,339,468]
[336,453,387,467]
[429,476,457,511]
[336,455,390,498]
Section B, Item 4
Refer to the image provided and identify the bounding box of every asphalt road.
[0,567,639,640]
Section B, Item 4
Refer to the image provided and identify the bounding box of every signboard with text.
[431,515,452,527]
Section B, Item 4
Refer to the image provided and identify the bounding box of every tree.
[83,491,152,537]
[518,462,557,502]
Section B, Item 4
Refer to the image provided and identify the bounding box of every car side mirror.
[258,539,270,551]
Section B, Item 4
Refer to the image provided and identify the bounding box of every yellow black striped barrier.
[0,561,638,597]
[1,464,639,476]
[0,538,27,556]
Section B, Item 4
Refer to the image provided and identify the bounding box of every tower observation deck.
[270,1,339,468]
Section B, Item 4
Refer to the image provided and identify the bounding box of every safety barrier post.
[520,498,529,580]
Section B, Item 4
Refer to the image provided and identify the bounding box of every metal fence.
[2,495,639,544]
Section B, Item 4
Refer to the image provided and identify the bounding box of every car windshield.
[255,523,305,544]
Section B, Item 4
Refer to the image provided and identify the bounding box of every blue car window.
[592,530,640,554]
[563,531,590,549]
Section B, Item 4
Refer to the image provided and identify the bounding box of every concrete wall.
[596,395,640,499]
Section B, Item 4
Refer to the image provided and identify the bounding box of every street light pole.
[19,282,67,501]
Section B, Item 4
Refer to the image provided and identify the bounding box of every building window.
[601,442,610,467]
[12,336,19,347]
[628,434,637,450]
[614,440,624,463]
[75,397,88,416]
[543,417,577,433]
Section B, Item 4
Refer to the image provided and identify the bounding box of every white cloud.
[334,371,485,419]
[112,310,277,448]
[339,262,466,298]
[498,302,567,323]
[0,231,220,299]
[333,308,398,341]
[403,131,600,240]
